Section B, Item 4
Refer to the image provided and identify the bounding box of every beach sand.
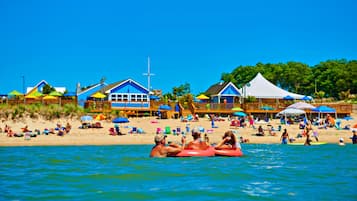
[0,111,356,147]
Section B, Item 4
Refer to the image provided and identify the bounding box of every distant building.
[92,78,150,110]
[205,81,241,104]
[26,80,66,94]
[77,82,108,107]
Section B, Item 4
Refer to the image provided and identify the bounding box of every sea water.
[0,144,356,201]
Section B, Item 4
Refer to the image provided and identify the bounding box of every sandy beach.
[1,111,356,147]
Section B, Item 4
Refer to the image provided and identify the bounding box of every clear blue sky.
[1,0,356,95]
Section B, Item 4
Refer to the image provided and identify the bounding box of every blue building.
[77,82,108,107]
[100,79,150,110]
[205,81,241,104]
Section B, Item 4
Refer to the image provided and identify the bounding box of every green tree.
[42,84,56,94]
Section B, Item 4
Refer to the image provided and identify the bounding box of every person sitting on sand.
[7,127,14,137]
[57,127,66,136]
[215,130,240,150]
[22,125,30,133]
[185,128,210,150]
[257,125,265,136]
[150,134,186,157]
[65,122,72,134]
[4,124,10,133]
[280,129,289,144]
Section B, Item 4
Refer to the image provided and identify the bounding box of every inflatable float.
[214,148,243,157]
[172,147,216,157]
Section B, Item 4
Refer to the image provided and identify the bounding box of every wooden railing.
[3,98,353,115]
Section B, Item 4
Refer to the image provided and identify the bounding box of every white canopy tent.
[277,108,306,125]
[287,102,316,110]
[239,73,310,99]
[277,108,306,116]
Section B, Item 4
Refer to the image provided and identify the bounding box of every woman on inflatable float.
[214,131,243,157]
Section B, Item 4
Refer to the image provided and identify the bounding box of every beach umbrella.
[8,90,23,96]
[112,117,129,123]
[43,95,57,100]
[31,91,43,97]
[49,91,63,96]
[196,94,209,100]
[312,105,337,119]
[231,107,243,111]
[25,95,39,99]
[91,92,106,99]
[159,105,171,110]
[301,95,312,101]
[233,111,247,117]
[95,114,106,120]
[343,116,354,121]
[80,115,93,122]
[283,95,295,100]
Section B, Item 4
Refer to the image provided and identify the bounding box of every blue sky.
[1,0,356,95]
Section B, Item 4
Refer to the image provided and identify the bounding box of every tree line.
[220,59,357,100]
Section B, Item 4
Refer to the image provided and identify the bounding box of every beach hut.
[205,81,241,107]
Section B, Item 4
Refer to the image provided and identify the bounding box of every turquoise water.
[1,144,356,201]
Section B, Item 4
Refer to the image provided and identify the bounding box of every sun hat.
[155,134,167,143]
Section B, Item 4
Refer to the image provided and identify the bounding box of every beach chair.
[335,121,341,130]
[165,126,171,134]
[156,127,162,134]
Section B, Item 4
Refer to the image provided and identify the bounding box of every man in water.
[150,134,185,157]
[185,128,210,150]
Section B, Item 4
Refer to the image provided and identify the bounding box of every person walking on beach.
[280,129,289,144]
[150,134,186,157]
[186,128,210,150]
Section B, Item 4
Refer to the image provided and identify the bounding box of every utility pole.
[142,57,155,93]
[22,75,26,104]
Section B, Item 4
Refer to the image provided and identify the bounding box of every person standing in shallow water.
[304,133,312,146]
[352,130,357,144]
[280,129,289,144]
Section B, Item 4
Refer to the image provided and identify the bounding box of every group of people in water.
[151,121,357,156]
[150,128,242,157]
